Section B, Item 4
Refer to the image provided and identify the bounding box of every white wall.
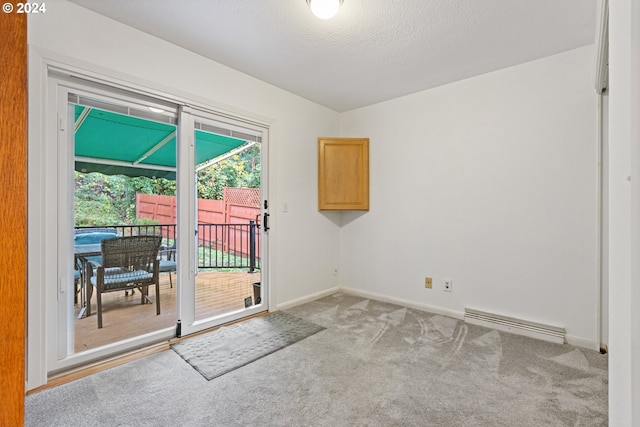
[339,46,599,348]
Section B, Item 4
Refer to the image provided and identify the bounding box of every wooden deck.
[74,270,261,353]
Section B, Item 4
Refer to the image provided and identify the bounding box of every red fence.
[136,194,177,226]
[137,189,260,225]
[136,188,261,260]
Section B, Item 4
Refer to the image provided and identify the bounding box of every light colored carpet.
[171,311,325,380]
[25,293,608,426]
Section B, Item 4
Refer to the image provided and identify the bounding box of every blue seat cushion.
[158,259,177,273]
[91,268,154,291]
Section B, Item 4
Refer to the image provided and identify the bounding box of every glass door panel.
[193,119,263,322]
[68,92,179,354]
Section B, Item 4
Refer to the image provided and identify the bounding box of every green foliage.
[74,172,175,226]
[133,217,160,226]
[197,246,259,272]
[197,145,261,200]
[74,200,123,226]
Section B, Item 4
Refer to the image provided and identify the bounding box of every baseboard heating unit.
[464,308,565,344]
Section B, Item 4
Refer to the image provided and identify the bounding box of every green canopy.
[74,106,247,179]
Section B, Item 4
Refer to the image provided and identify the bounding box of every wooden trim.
[0,13,27,426]
[28,343,170,394]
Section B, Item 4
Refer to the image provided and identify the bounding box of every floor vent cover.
[464,308,565,344]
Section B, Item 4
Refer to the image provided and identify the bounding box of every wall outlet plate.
[443,279,453,292]
[425,277,432,289]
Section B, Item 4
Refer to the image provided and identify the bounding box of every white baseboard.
[339,286,465,320]
[275,287,340,311]
[277,286,600,351]
[565,334,600,351]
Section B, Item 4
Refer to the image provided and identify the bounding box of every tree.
[197,145,261,200]
[75,172,175,226]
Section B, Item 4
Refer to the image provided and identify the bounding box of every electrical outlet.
[425,277,432,289]
[332,266,339,276]
[443,279,453,292]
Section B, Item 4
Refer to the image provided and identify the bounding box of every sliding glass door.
[49,74,268,372]
[56,86,180,366]
[177,109,268,337]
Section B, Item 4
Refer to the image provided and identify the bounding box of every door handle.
[263,212,270,232]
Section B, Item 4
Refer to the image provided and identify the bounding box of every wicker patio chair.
[90,235,162,329]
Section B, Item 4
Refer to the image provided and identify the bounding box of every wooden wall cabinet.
[318,137,369,211]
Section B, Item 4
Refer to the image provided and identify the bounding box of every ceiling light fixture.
[307,0,343,20]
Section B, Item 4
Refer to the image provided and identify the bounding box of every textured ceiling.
[67,0,597,112]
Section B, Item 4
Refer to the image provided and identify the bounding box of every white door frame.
[29,62,270,382]
[177,107,270,337]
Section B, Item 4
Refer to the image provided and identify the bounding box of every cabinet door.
[318,137,369,210]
